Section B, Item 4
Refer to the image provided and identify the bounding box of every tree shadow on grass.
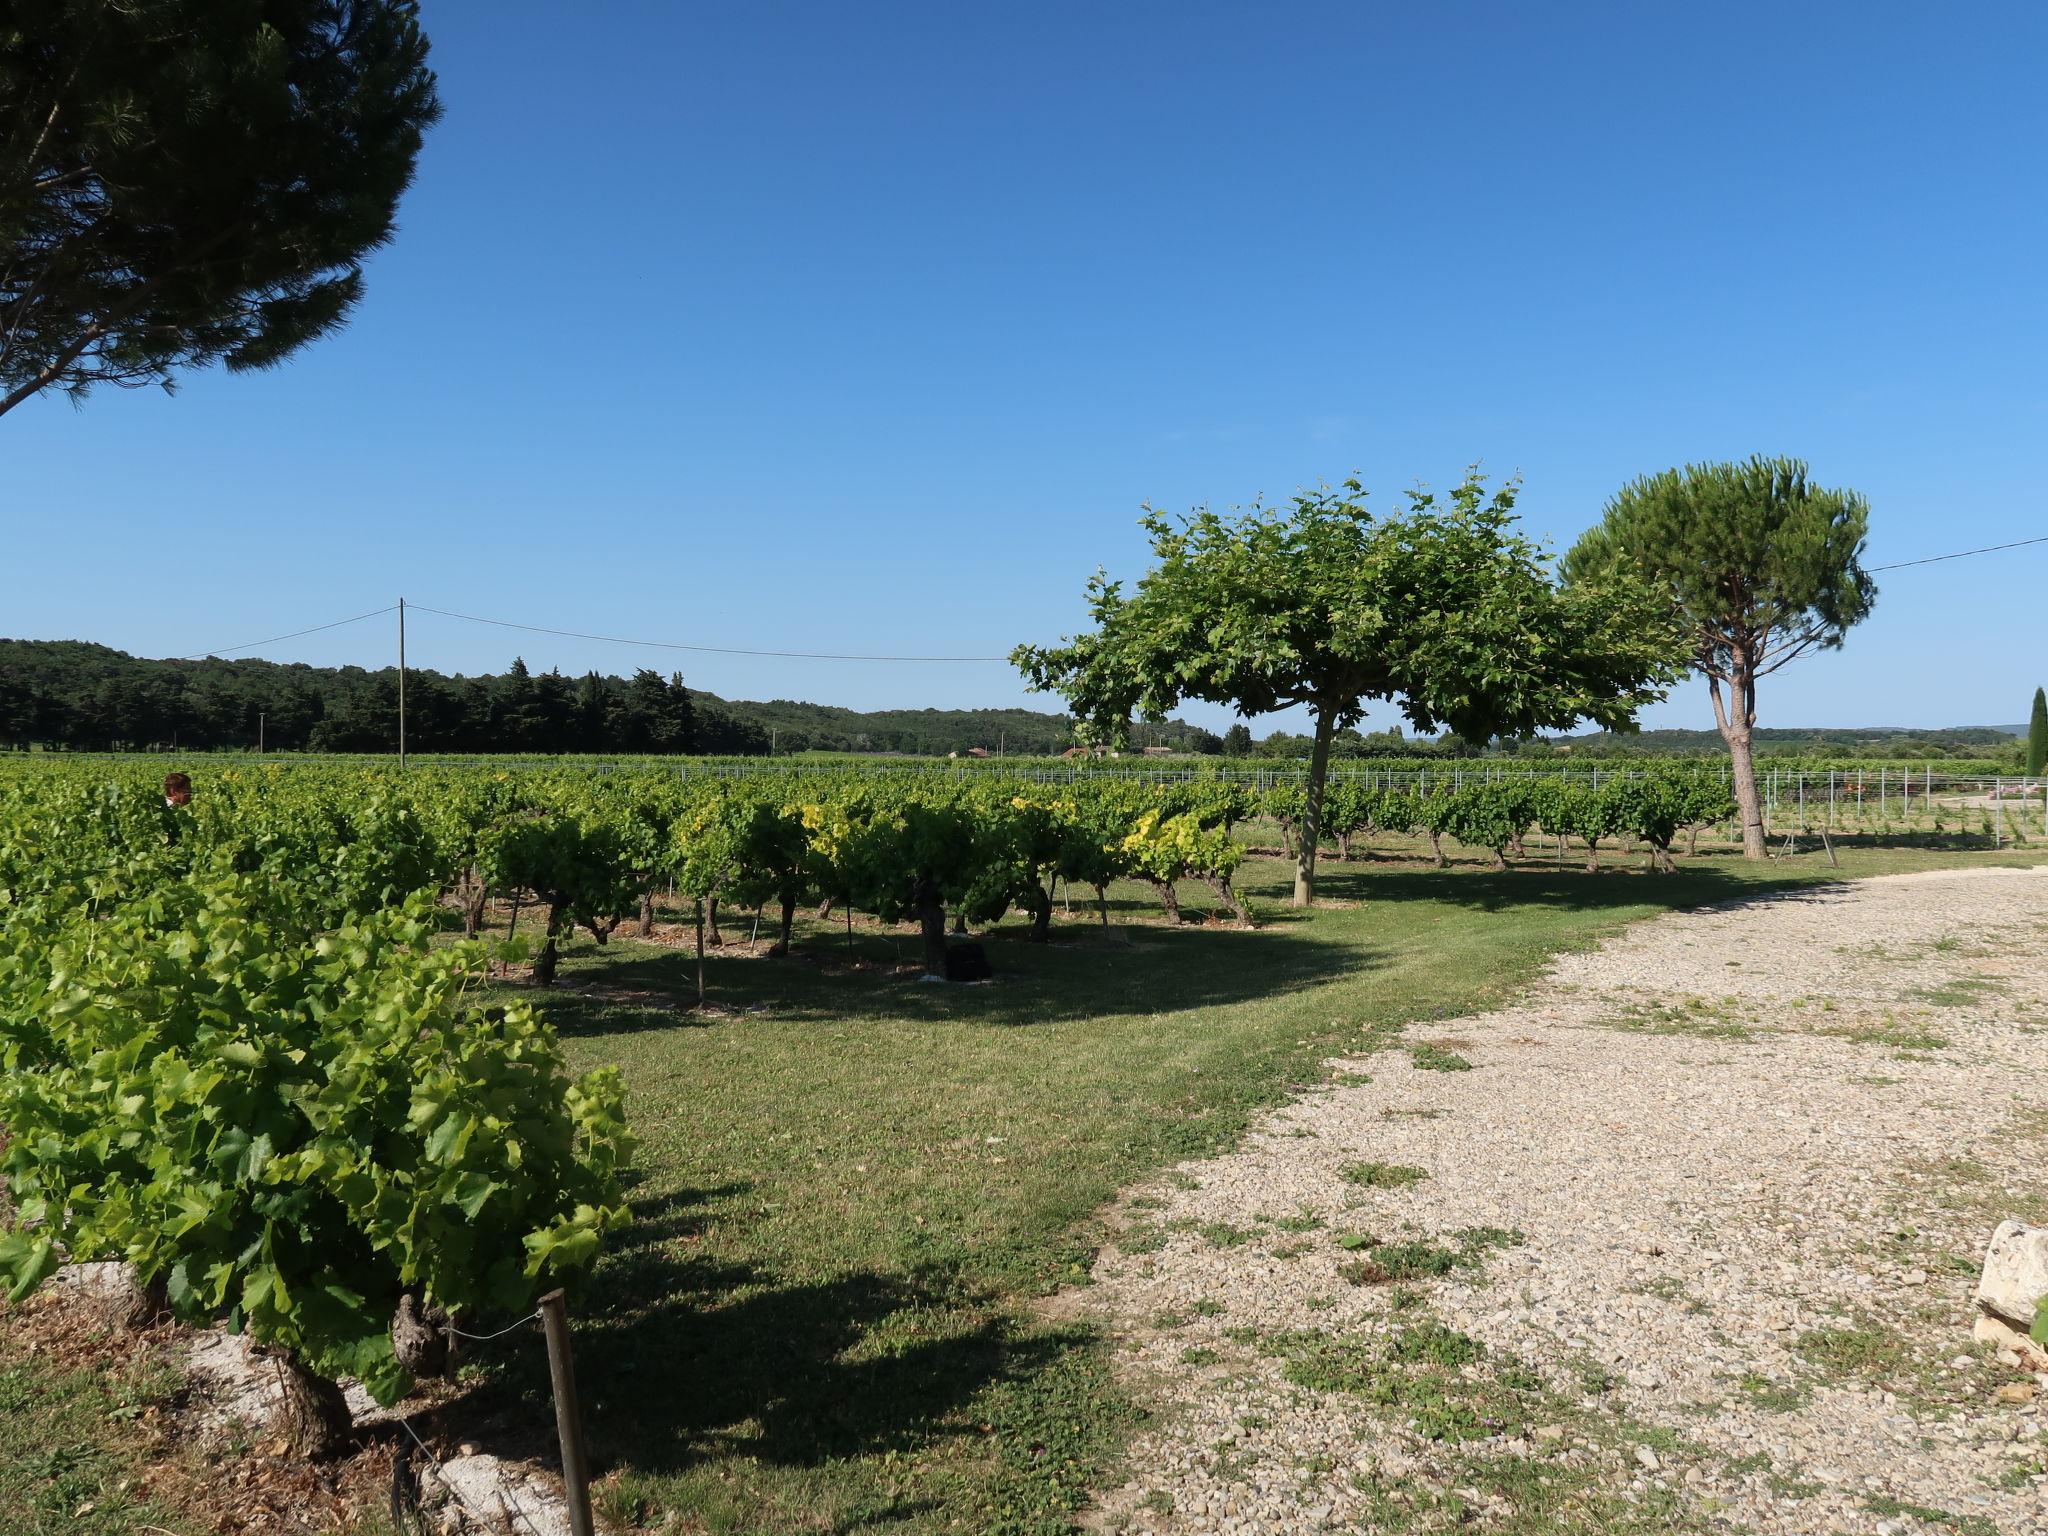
[1301,857,1839,917]
[439,1181,1093,1529]
[529,919,1374,1035]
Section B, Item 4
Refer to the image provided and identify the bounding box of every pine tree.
[2027,687,2047,778]
[1,1,442,419]
[668,673,698,754]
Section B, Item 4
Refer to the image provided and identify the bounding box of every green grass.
[0,1352,194,1536]
[1339,1160,1429,1189]
[8,839,2037,1535]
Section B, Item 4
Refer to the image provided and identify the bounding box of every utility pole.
[258,712,266,754]
[397,597,408,771]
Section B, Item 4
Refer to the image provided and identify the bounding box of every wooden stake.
[536,1290,595,1536]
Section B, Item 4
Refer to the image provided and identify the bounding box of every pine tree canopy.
[0,0,442,418]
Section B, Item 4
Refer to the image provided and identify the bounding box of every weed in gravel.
[1907,977,2008,1010]
[1826,1017,1952,1051]
[1737,1372,1812,1412]
[1797,1320,1905,1380]
[1199,1222,1253,1249]
[1596,996,1757,1042]
[1340,1160,1428,1188]
[1380,1106,1449,1120]
[1863,1493,1999,1535]
[1270,1212,1326,1233]
[1408,1043,1473,1072]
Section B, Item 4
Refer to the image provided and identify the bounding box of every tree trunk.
[915,882,948,974]
[1710,669,1768,858]
[1650,838,1676,874]
[1293,707,1336,907]
[1203,875,1251,926]
[694,900,707,1005]
[391,1291,451,1379]
[816,894,836,921]
[274,1351,352,1461]
[1028,883,1053,942]
[1687,823,1702,858]
[462,867,487,940]
[707,897,724,946]
[638,889,655,938]
[1491,847,1508,871]
[118,1272,170,1329]
[1277,821,1294,858]
[1093,884,1109,931]
[1583,840,1601,874]
[532,899,567,985]
[1427,829,1446,868]
[1337,830,1353,860]
[768,892,796,956]
[1153,879,1182,923]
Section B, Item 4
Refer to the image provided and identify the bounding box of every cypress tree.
[2028,687,2047,778]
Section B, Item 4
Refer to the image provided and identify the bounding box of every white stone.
[1977,1222,2048,1339]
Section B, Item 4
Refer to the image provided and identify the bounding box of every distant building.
[1140,745,1174,757]
[965,746,991,758]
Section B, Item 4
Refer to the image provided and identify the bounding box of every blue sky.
[7,1,2045,735]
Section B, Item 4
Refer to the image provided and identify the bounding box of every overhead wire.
[180,530,2046,665]
[406,601,1011,662]
[186,604,397,659]
[1865,534,2048,572]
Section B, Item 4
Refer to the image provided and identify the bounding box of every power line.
[177,529,2048,667]
[407,602,1012,663]
[1868,534,2048,572]
[187,604,397,659]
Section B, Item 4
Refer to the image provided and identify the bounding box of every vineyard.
[0,754,2040,1532]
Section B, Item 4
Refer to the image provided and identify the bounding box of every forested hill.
[0,638,1218,756]
[1549,725,2020,758]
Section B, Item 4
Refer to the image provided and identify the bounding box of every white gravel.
[1079,865,2048,1535]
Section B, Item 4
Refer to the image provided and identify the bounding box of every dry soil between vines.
[1080,865,2048,1536]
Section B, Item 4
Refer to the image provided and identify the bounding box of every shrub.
[0,875,631,1454]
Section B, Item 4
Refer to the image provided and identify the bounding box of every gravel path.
[1080,865,2048,1536]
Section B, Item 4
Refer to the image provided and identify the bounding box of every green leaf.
[0,1232,59,1302]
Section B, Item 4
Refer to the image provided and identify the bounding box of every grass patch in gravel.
[1408,1042,1474,1071]
[1905,976,2009,1010]
[1340,1227,1524,1285]
[1736,1371,1813,1412]
[1863,1493,2000,1536]
[1593,996,1757,1042]
[1340,1160,1429,1188]
[1796,1319,1909,1381]
[1825,1016,1952,1052]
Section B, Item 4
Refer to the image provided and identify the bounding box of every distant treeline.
[1535,725,2023,762]
[0,640,1218,757]
[0,639,2023,763]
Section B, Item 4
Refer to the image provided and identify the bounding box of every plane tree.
[1015,470,1684,904]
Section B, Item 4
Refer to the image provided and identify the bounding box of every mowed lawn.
[2,835,2039,1536]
